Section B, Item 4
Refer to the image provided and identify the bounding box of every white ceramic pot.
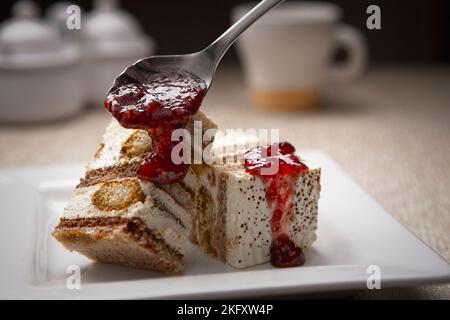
[0,60,83,123]
[82,0,154,105]
[0,1,84,122]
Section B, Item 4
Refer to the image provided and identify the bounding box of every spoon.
[108,0,284,94]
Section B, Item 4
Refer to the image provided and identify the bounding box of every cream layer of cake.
[194,161,320,268]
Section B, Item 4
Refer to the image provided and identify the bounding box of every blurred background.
[1,0,449,63]
[0,0,448,120]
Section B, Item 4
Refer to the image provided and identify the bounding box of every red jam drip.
[104,70,206,184]
[243,142,309,268]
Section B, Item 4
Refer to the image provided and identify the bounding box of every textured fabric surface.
[0,66,449,299]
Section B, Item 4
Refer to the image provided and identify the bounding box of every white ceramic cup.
[232,2,367,110]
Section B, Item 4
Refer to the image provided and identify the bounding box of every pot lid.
[0,1,80,68]
[0,1,61,54]
[83,0,153,58]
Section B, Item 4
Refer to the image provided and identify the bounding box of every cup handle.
[328,24,368,81]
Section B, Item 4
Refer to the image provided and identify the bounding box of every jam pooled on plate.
[243,142,309,267]
[104,70,207,184]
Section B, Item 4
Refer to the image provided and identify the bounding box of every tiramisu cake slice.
[53,112,217,274]
[53,178,189,274]
[194,140,321,268]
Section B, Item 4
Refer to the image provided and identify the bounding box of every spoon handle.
[205,0,284,67]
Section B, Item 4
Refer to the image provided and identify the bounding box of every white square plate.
[0,150,449,299]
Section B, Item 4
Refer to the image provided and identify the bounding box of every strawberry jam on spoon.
[243,142,309,267]
[102,0,287,182]
[104,70,206,184]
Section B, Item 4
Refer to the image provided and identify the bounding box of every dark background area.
[1,0,449,64]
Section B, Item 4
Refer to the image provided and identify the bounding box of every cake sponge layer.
[53,217,184,274]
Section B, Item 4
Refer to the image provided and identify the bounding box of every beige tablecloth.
[0,65,449,299]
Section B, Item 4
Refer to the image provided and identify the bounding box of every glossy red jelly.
[104,70,206,184]
[270,233,306,267]
[243,142,309,268]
